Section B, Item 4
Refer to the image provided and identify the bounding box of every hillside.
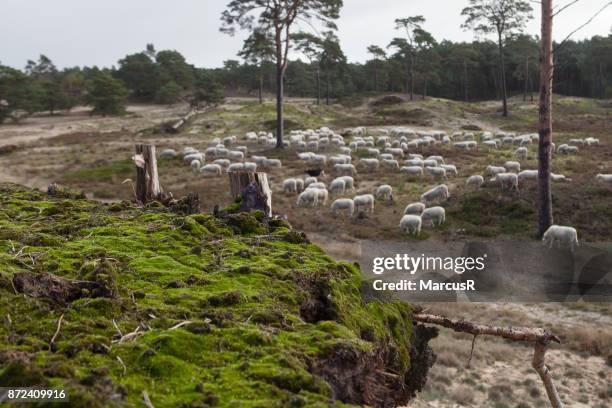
[0,183,436,407]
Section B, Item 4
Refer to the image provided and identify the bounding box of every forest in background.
[1,32,611,123]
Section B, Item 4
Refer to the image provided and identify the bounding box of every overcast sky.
[1,0,610,70]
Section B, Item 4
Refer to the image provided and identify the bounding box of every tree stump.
[133,144,163,204]
[228,172,272,217]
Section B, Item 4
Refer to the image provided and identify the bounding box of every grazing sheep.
[334,163,357,176]
[304,177,318,188]
[585,137,599,146]
[421,206,446,227]
[404,202,425,215]
[426,166,448,180]
[426,155,445,164]
[504,161,521,173]
[420,185,449,204]
[312,188,329,206]
[408,153,423,160]
[160,149,177,158]
[283,179,299,194]
[354,194,375,213]
[491,173,519,191]
[375,185,393,202]
[440,164,458,176]
[382,159,400,171]
[227,163,245,172]
[307,182,327,190]
[329,155,351,166]
[360,158,380,172]
[596,174,612,185]
[296,189,319,207]
[551,173,571,182]
[422,159,438,168]
[399,215,422,236]
[213,159,230,168]
[542,225,579,251]
[200,164,223,176]
[184,153,204,163]
[190,159,201,172]
[483,140,499,149]
[400,166,424,177]
[518,170,538,182]
[243,162,257,172]
[331,198,355,217]
[486,165,506,176]
[340,147,352,155]
[568,138,584,146]
[515,147,528,159]
[405,159,424,167]
[251,155,267,165]
[329,179,346,195]
[337,176,355,191]
[466,175,484,188]
[557,144,578,155]
[264,158,282,168]
[228,150,245,161]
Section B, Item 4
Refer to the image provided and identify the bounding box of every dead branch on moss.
[49,313,64,351]
[142,390,155,408]
[414,313,563,408]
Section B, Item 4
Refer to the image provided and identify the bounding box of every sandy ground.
[1,99,611,407]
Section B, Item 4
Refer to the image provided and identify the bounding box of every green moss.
[0,183,419,407]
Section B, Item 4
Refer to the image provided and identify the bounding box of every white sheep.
[334,163,357,176]
[213,159,230,168]
[421,206,446,227]
[420,185,449,204]
[331,198,355,217]
[307,182,327,190]
[400,166,424,177]
[399,215,422,236]
[283,179,299,194]
[466,175,484,188]
[227,163,244,172]
[404,202,425,215]
[200,164,223,176]
[542,225,579,251]
[491,173,519,191]
[228,150,245,161]
[483,140,499,149]
[338,176,355,191]
[422,159,438,168]
[382,159,400,171]
[440,164,458,177]
[518,170,538,182]
[312,188,329,206]
[551,173,571,182]
[264,158,282,169]
[515,147,528,159]
[486,165,506,176]
[329,179,346,195]
[360,158,380,172]
[304,177,318,188]
[160,149,177,158]
[190,159,201,172]
[405,159,424,167]
[375,185,393,202]
[243,162,257,173]
[426,166,448,180]
[354,194,375,213]
[595,174,612,185]
[504,161,521,173]
[296,189,319,207]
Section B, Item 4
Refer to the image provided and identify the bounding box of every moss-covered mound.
[0,183,435,407]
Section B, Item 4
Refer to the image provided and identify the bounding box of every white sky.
[1,0,610,69]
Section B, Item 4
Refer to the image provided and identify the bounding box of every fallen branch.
[116,356,127,376]
[142,391,155,408]
[169,321,192,331]
[49,313,64,351]
[414,313,563,408]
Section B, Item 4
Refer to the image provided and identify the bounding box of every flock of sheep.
[159,125,608,251]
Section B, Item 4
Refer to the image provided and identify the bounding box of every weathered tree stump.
[12,272,113,305]
[133,144,163,204]
[228,172,272,217]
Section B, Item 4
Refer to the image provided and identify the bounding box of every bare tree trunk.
[228,172,272,217]
[410,63,415,101]
[326,71,331,106]
[538,0,554,238]
[134,144,162,204]
[498,35,509,116]
[258,73,263,104]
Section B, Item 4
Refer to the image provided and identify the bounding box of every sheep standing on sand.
[420,185,449,204]
[399,215,422,236]
[421,206,446,227]
[404,202,425,215]
[331,198,355,217]
[491,173,519,191]
[296,190,319,207]
[466,175,484,189]
[542,225,579,251]
[354,194,375,213]
[375,185,393,202]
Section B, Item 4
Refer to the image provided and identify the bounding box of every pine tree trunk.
[275,66,284,149]
[410,65,415,101]
[524,57,529,102]
[316,68,321,105]
[537,0,554,238]
[258,74,263,104]
[326,71,330,106]
[498,35,509,116]
[463,60,469,102]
